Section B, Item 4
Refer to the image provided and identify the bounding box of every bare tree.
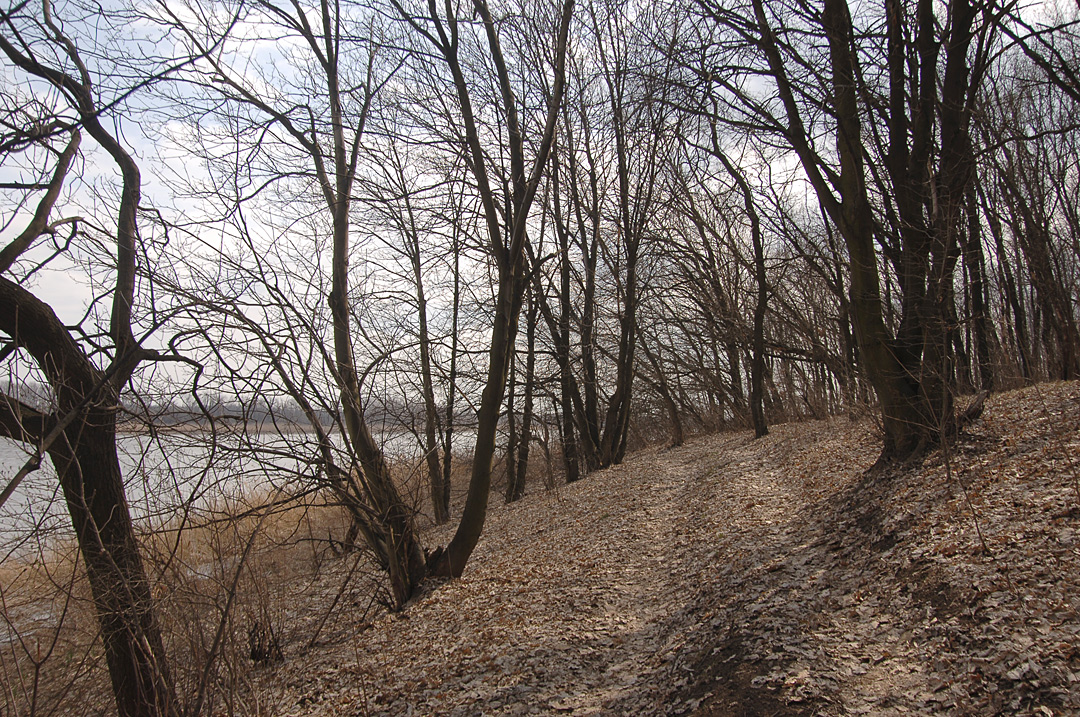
[527,0,680,471]
[979,52,1080,382]
[0,1,184,712]
[683,0,1003,462]
[159,0,426,608]
[353,137,460,524]
[389,0,573,576]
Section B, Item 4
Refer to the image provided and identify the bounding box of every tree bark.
[507,291,537,503]
[427,0,573,577]
[821,0,929,458]
[0,21,178,713]
[0,282,179,717]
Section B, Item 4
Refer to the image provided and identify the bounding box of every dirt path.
[254,419,874,716]
[254,383,1080,716]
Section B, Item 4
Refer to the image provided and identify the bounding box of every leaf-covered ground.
[255,382,1080,716]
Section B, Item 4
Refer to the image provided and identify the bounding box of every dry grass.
[0,441,488,716]
[0,483,367,716]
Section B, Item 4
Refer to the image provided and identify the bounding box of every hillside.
[253,382,1080,716]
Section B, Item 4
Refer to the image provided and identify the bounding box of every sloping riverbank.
[247,382,1080,716]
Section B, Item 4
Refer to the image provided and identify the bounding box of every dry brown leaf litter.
[247,382,1080,716]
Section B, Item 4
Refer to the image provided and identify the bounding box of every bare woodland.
[0,0,1078,714]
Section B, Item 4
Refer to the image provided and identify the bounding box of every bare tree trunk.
[985,188,1034,382]
[169,0,429,607]
[0,294,179,717]
[543,148,582,481]
[426,0,574,577]
[556,174,582,482]
[578,232,602,470]
[821,0,929,458]
[749,235,769,438]
[710,145,769,438]
[524,233,583,483]
[433,261,526,575]
[640,337,684,447]
[50,416,178,717]
[507,291,537,503]
[409,213,449,524]
[440,230,463,522]
[505,345,520,502]
[559,100,603,471]
[736,0,991,462]
[0,20,179,713]
[964,180,996,391]
[996,147,1080,380]
[328,150,424,609]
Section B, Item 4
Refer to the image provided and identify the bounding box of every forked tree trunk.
[822,0,931,460]
[432,263,526,575]
[426,0,573,577]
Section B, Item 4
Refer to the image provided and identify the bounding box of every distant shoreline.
[116,420,320,436]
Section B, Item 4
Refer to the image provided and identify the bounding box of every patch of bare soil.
[253,382,1080,716]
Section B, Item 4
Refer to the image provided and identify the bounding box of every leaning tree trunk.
[329,193,425,607]
[0,280,179,717]
[427,0,573,577]
[52,416,178,717]
[432,261,527,575]
[0,22,181,712]
[329,186,426,605]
